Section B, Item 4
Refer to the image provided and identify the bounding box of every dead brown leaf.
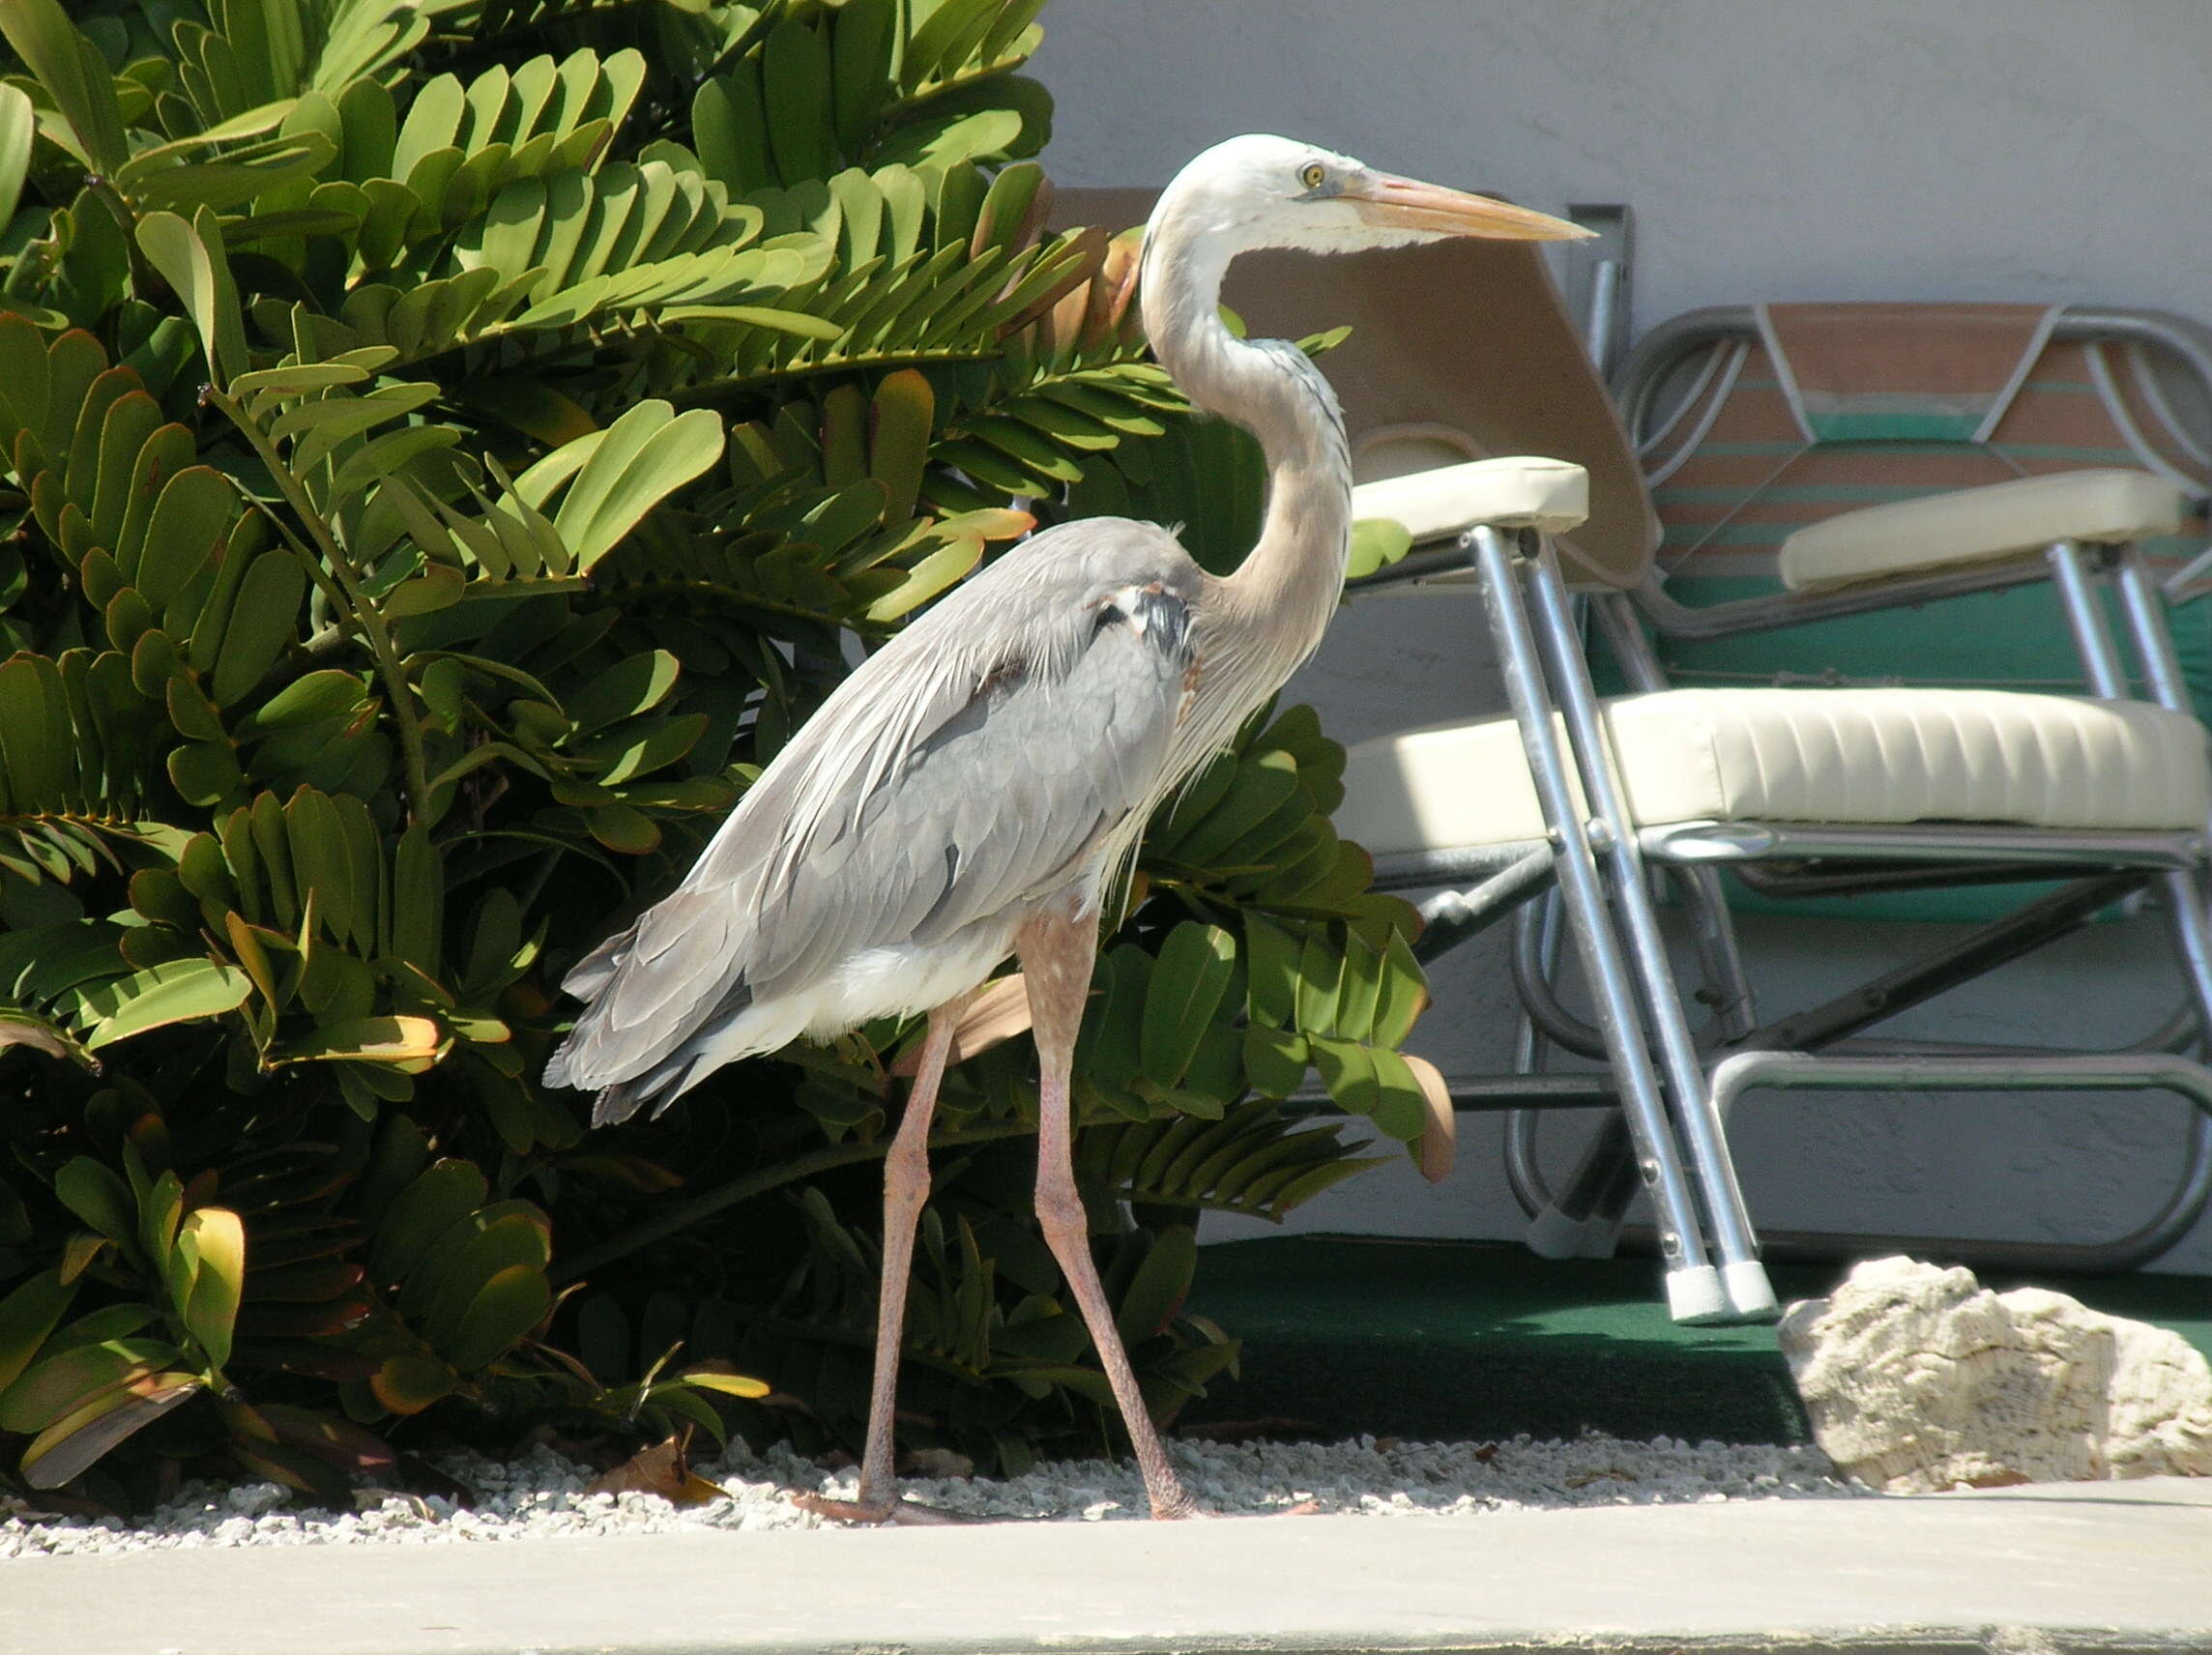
[889,975,1033,1077]
[586,1434,725,1507]
[1407,1053,1456,1182]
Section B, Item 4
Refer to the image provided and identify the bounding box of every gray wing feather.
[546,516,1202,1094]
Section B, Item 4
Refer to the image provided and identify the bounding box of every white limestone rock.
[1778,1255,2212,1494]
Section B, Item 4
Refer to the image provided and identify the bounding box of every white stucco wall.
[1032,1,2212,1274]
[1034,1,2212,325]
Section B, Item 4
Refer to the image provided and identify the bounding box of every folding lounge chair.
[1577,303,2212,1275]
[1332,293,2212,1323]
[1622,303,2212,718]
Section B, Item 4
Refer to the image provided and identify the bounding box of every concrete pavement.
[6,1477,2209,1655]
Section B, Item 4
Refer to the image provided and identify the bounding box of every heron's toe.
[792,1490,986,1525]
[790,1491,897,1524]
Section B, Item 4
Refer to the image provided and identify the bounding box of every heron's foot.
[792,1491,983,1526]
[1147,1495,1318,1520]
[791,1491,893,1524]
[1148,1491,1215,1521]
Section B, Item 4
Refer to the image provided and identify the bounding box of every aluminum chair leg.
[1469,526,1726,1321]
[2161,867,2212,1041]
[2115,549,2192,712]
[1521,544,1776,1321]
[2114,543,2212,1051]
[2049,540,2128,698]
[1527,1112,1641,1258]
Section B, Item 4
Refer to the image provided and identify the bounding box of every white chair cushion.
[1778,468,2189,593]
[1338,687,2212,856]
[1351,455,1589,545]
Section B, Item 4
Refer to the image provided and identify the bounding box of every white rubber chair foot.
[1664,1263,1727,1324]
[1525,1206,1623,1260]
[1721,1260,1781,1321]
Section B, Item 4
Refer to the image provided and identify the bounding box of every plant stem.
[80,176,162,300]
[549,1119,1035,1283]
[204,391,434,827]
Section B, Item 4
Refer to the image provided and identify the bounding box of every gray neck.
[1139,217,1353,684]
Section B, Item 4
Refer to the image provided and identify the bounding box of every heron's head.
[1150,133,1592,258]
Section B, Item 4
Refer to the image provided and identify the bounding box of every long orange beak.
[1348,174,1593,242]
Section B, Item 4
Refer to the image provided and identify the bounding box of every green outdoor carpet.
[1179,1234,2212,1447]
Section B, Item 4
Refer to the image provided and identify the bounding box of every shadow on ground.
[1179,1234,2212,1447]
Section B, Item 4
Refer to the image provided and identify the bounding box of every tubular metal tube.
[1504,891,1567,1219]
[1370,841,1552,892]
[1584,259,1622,376]
[1469,525,1715,1288]
[2048,541,2129,698]
[1512,897,1610,1059]
[2115,548,2194,712]
[1516,891,1563,1074]
[1733,872,2149,1057]
[1504,1107,1548,1218]
[2161,867,2212,1049]
[1640,820,2205,869]
[1616,305,2212,469]
[1523,543,1764,1283]
[1344,543,1485,594]
[1630,558,2057,643]
[1447,1074,1619,1111]
[1412,848,1557,964]
[1706,1050,2212,1271]
[1537,1110,1639,1242]
[1667,865,1759,1041]
[1592,592,1670,694]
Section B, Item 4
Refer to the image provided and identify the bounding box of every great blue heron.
[544,133,1588,1521]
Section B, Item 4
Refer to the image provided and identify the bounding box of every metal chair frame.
[1355,517,2212,1324]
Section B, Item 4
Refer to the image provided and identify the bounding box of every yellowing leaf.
[20,1372,200,1490]
[270,1016,443,1069]
[368,1351,454,1415]
[680,1366,771,1399]
[177,1208,245,1372]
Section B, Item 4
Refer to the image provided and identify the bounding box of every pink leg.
[1019,908,1199,1521]
[801,996,969,1523]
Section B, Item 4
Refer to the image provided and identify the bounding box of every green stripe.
[1811,413,1982,441]
[1653,483,1932,505]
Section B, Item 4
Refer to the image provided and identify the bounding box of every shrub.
[0,0,1437,1504]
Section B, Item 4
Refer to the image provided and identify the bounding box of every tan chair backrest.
[1052,187,1658,588]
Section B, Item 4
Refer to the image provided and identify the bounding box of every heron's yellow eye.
[1298,162,1325,190]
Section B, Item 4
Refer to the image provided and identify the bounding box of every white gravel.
[0,1433,1861,1556]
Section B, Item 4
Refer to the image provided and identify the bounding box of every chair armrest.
[1352,455,1590,544]
[1778,468,2189,593]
